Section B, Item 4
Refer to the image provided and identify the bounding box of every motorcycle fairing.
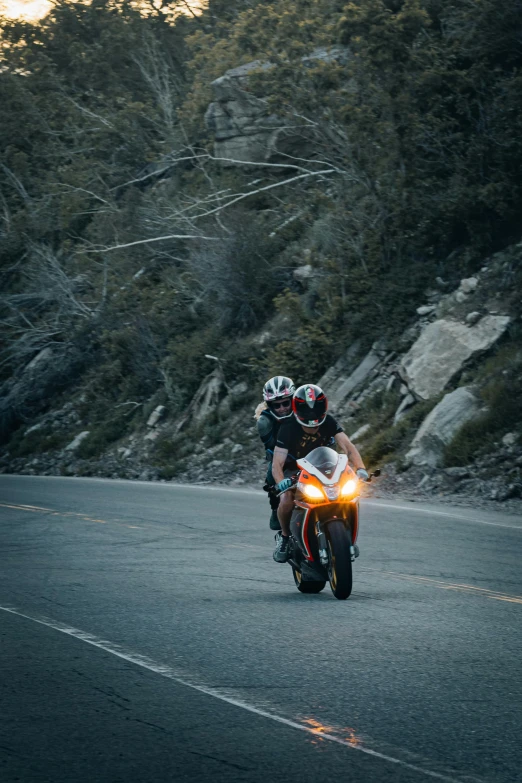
[290,506,314,561]
[301,508,313,561]
[297,447,348,487]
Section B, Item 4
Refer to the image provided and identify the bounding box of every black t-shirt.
[276,414,344,470]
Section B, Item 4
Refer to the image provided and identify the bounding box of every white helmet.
[262,375,296,420]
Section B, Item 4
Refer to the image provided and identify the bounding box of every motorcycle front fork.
[316,524,329,566]
[316,521,356,564]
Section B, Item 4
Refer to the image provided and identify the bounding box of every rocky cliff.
[3,242,521,514]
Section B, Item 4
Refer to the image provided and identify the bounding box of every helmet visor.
[293,396,327,426]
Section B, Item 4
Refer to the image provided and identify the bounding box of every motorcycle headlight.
[340,478,358,498]
[302,484,326,501]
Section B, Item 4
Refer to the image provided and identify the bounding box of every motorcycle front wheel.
[326,520,353,600]
[292,566,326,594]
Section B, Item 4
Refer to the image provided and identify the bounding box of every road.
[1,474,521,783]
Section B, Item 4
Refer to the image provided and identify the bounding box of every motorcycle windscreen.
[303,446,340,478]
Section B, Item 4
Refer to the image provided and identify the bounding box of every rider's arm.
[257,414,275,454]
[334,432,366,471]
[272,446,288,484]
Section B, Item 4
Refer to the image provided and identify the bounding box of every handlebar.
[276,475,299,496]
[276,469,381,495]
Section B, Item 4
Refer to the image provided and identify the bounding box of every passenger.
[254,376,296,531]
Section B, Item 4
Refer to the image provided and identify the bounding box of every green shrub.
[9,428,70,458]
[153,433,184,463]
[356,396,440,468]
[76,416,130,459]
[444,377,522,466]
[157,461,187,480]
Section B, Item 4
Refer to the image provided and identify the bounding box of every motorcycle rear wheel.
[292,566,326,594]
[326,520,353,600]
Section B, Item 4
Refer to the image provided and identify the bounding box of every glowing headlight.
[302,484,325,501]
[340,478,358,498]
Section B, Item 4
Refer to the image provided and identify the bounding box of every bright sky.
[0,0,204,22]
[1,0,52,20]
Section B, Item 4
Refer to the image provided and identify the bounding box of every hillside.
[1,0,521,510]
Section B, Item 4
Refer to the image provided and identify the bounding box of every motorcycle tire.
[292,566,326,594]
[326,520,353,600]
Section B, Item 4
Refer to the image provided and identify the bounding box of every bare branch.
[109,154,208,191]
[63,95,115,129]
[110,151,335,193]
[0,163,32,207]
[84,233,221,253]
[53,183,114,207]
[189,168,336,220]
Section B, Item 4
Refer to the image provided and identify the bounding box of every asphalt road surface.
[1,475,521,783]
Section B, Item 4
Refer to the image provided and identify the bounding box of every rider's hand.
[356,468,370,482]
[276,478,293,493]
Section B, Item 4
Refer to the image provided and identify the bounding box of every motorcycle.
[279,446,379,600]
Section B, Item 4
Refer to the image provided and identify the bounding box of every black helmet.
[262,375,295,420]
[292,384,328,427]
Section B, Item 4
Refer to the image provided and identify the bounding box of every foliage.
[76,410,135,458]
[2,0,522,461]
[444,347,522,467]
[345,390,439,467]
[7,426,70,458]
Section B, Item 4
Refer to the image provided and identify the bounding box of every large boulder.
[400,316,510,400]
[405,387,480,467]
[204,61,295,165]
[146,405,166,428]
[65,431,90,452]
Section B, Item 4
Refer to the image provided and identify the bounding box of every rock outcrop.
[65,431,90,452]
[400,316,510,400]
[319,340,393,412]
[204,62,284,165]
[205,48,349,165]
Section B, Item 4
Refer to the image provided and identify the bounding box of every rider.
[254,376,296,530]
[271,383,368,563]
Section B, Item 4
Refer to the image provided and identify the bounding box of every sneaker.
[269,510,281,531]
[354,544,360,558]
[273,533,290,563]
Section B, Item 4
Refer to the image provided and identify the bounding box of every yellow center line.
[5,501,520,606]
[0,502,146,530]
[0,503,43,513]
[361,567,522,605]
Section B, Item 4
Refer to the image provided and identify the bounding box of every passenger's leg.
[265,464,281,530]
[277,490,294,537]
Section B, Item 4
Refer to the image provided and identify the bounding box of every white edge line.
[1,473,263,495]
[363,500,522,530]
[0,604,472,783]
